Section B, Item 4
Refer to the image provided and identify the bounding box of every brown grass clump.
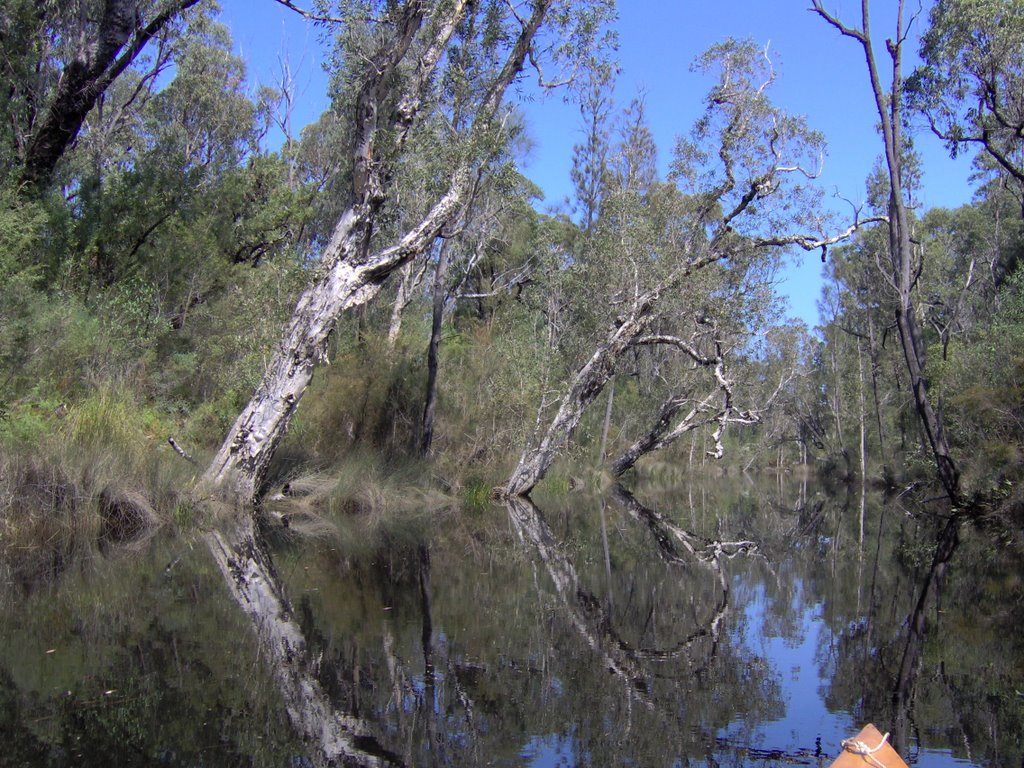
[257,452,458,554]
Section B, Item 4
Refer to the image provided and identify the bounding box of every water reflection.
[206,516,400,766]
[0,537,305,766]
[2,479,1022,766]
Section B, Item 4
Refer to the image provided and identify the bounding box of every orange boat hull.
[829,724,908,768]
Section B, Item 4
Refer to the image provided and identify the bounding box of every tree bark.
[203,0,552,502]
[500,298,658,497]
[611,391,718,476]
[867,317,889,476]
[386,259,427,350]
[596,377,615,461]
[828,328,851,472]
[203,179,470,500]
[420,240,450,457]
[857,340,868,545]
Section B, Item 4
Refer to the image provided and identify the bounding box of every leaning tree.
[0,0,202,188]
[201,0,614,503]
[500,39,876,497]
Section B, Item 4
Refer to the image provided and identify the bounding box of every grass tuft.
[258,450,457,555]
[0,386,198,591]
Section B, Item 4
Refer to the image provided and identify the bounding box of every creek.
[2,477,1021,766]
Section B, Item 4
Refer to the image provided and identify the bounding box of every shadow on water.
[2,478,1023,766]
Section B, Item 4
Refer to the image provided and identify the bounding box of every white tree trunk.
[386,260,423,349]
[500,300,658,497]
[203,180,469,500]
[611,391,720,476]
[203,0,555,503]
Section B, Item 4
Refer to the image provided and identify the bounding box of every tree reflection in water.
[1,480,1021,766]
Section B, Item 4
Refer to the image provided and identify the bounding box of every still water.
[2,478,1021,766]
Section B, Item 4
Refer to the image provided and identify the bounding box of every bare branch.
[366,167,474,277]
[633,334,717,366]
[809,1,866,42]
[271,0,347,24]
[527,46,577,89]
[752,214,889,252]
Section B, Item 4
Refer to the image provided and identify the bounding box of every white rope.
[841,731,891,768]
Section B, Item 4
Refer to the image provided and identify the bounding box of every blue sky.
[216,0,977,327]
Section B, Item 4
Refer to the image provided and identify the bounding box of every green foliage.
[61,387,157,461]
[461,476,495,514]
[0,0,1016,518]
[0,383,202,589]
[173,498,196,528]
[0,3,312,469]
[0,188,46,394]
[909,0,1024,190]
[937,267,1024,492]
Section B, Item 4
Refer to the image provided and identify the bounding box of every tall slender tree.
[812,0,962,504]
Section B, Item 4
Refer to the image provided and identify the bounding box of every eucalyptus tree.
[66,12,281,286]
[0,0,201,189]
[501,40,854,497]
[199,9,617,758]
[202,0,615,502]
[609,231,786,476]
[812,0,962,504]
[908,0,1024,210]
[387,9,545,456]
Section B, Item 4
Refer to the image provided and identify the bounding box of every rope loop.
[841,731,890,768]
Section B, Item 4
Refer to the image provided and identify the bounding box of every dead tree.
[611,336,768,476]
